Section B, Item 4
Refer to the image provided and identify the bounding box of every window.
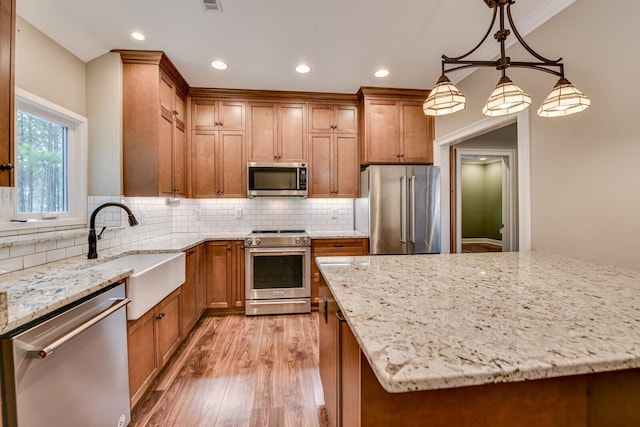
[16,110,69,213]
[7,88,87,228]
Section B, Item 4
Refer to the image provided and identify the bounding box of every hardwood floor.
[130,313,326,427]
[461,242,502,253]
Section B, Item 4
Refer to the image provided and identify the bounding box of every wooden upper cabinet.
[119,51,189,197]
[358,88,434,165]
[0,0,15,187]
[192,99,245,132]
[191,98,246,198]
[309,103,359,198]
[309,104,357,133]
[248,102,307,163]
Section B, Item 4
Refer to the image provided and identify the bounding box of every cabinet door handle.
[336,310,346,322]
[173,110,179,116]
[227,246,232,251]
[155,312,166,320]
[333,244,344,248]
[0,163,14,172]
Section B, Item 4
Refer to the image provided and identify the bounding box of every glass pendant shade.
[423,75,466,116]
[482,76,531,116]
[537,78,591,117]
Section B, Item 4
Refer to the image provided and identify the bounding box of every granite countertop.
[316,251,640,393]
[0,230,364,334]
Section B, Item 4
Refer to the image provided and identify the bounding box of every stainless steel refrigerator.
[355,165,440,254]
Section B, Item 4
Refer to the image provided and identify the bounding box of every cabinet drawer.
[312,239,368,256]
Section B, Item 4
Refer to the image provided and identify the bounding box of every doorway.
[434,112,531,254]
[456,149,517,253]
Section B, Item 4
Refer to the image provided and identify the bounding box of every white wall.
[436,1,640,269]
[15,16,86,116]
[86,52,123,195]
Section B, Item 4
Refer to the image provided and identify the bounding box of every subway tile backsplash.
[0,196,354,274]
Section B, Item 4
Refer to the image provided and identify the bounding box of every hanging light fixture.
[423,0,590,118]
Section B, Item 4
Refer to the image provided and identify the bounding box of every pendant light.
[423,0,590,118]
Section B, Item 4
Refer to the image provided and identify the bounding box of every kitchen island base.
[319,275,640,426]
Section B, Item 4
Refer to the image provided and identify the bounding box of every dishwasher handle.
[31,297,131,359]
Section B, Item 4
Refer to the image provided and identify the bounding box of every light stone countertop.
[316,251,640,393]
[0,230,362,334]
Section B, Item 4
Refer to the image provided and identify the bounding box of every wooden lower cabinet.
[205,240,245,311]
[127,287,181,408]
[311,238,367,305]
[196,244,207,315]
[319,277,640,427]
[181,247,199,336]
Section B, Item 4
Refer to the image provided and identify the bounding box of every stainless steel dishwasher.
[1,283,131,427]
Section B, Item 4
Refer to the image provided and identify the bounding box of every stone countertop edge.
[0,231,366,334]
[316,252,640,394]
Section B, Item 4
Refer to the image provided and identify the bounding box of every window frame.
[3,88,87,230]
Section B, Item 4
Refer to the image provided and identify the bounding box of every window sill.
[0,217,87,234]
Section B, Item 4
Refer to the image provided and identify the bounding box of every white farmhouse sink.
[93,252,185,320]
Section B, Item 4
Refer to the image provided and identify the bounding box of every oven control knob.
[295,238,301,244]
[303,237,309,244]
[246,238,252,246]
[255,238,261,245]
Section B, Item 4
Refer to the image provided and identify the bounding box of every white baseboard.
[461,238,503,247]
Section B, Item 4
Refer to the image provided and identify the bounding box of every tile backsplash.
[0,196,354,274]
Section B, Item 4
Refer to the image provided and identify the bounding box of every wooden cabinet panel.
[196,244,207,315]
[309,105,334,132]
[159,74,173,112]
[401,102,432,163]
[173,122,187,194]
[159,111,173,194]
[219,101,245,130]
[191,132,217,197]
[366,100,398,163]
[335,105,358,133]
[0,0,15,187]
[335,135,358,198]
[309,134,332,198]
[127,309,159,407]
[311,238,368,305]
[192,101,217,131]
[248,103,277,162]
[340,318,361,427]
[232,240,245,308]
[205,240,244,312]
[182,248,198,337]
[278,103,306,162]
[218,132,245,198]
[206,241,232,309]
[319,275,340,427]
[156,289,181,367]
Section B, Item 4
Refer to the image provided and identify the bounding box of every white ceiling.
[17,0,572,93]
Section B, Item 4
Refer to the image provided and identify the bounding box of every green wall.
[461,162,502,240]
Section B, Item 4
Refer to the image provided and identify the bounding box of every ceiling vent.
[203,0,223,12]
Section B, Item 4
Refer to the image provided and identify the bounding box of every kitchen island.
[317,252,640,426]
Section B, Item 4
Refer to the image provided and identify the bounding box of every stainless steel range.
[245,230,311,315]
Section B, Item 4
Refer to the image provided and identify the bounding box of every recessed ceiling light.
[295,64,311,74]
[131,32,145,41]
[211,60,228,70]
[479,157,487,161]
[374,69,390,78]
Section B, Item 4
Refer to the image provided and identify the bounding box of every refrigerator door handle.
[401,176,407,243]
[409,175,416,244]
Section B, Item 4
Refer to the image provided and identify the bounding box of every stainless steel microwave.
[247,162,308,197]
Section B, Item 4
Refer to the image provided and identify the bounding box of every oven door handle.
[247,247,309,255]
[247,300,309,306]
[29,297,131,359]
